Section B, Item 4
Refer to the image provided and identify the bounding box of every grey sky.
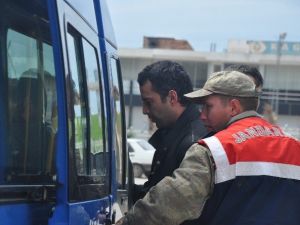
[106,0,300,52]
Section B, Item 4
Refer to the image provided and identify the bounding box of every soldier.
[118,71,300,225]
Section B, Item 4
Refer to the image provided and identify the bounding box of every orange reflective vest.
[200,116,300,183]
[197,116,300,225]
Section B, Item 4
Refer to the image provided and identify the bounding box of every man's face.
[200,95,232,132]
[139,80,174,128]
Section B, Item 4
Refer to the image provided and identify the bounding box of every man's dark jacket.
[133,103,207,203]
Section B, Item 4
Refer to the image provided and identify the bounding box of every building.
[143,36,193,50]
[119,39,300,139]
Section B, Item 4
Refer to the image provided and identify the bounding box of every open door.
[50,0,112,224]
[108,54,134,219]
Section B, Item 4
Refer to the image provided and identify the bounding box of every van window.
[66,26,108,201]
[6,28,57,184]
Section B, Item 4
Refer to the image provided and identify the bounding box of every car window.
[136,140,154,151]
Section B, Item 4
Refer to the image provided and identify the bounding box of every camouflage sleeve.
[122,143,214,225]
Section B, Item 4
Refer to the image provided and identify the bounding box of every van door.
[52,1,112,224]
[108,54,133,218]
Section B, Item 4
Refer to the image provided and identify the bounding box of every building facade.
[119,43,300,139]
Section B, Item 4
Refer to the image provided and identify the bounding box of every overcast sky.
[106,0,300,52]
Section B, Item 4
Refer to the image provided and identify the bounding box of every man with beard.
[132,60,207,204]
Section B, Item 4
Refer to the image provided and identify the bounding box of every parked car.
[128,138,155,178]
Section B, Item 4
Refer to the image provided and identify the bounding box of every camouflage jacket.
[120,143,214,225]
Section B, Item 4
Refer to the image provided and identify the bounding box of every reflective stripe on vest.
[200,117,300,184]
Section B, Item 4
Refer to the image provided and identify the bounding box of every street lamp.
[274,32,287,114]
[277,32,287,64]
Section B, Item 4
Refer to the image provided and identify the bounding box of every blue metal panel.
[47,0,69,224]
[94,0,115,199]
[69,197,111,225]
[0,203,53,225]
[0,26,5,183]
[94,0,117,48]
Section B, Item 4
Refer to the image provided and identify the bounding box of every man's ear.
[168,90,178,105]
[229,99,242,116]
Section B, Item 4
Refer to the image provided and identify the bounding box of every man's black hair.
[137,60,193,106]
[224,64,264,88]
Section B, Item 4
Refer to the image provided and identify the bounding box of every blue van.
[0,0,130,224]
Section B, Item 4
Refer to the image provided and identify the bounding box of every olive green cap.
[184,71,260,100]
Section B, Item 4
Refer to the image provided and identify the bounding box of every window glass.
[66,32,88,175]
[66,27,108,201]
[43,43,56,76]
[6,27,57,184]
[43,43,57,131]
[7,30,38,79]
[110,58,125,185]
[82,39,106,176]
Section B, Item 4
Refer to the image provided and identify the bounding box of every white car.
[128,138,155,178]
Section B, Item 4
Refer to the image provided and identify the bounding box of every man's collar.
[227,110,261,127]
